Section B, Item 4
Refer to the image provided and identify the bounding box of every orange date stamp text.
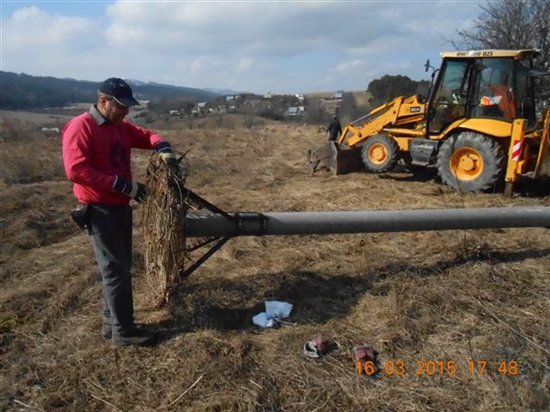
[355,359,520,376]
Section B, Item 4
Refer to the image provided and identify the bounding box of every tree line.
[1,72,96,110]
[0,72,218,110]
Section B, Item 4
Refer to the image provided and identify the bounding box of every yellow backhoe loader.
[308,49,550,193]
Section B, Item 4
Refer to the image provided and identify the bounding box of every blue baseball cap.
[98,77,140,107]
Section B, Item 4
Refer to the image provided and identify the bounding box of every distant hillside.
[0,72,220,110]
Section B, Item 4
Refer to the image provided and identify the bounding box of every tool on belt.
[70,204,90,232]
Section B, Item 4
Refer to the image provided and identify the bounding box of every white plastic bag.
[252,301,293,328]
[252,312,276,328]
[265,301,293,319]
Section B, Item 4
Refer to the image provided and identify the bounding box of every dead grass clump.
[143,152,189,306]
[0,182,76,257]
[0,134,65,185]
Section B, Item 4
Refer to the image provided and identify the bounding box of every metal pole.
[184,206,550,238]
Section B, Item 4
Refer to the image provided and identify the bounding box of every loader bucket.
[307,142,364,175]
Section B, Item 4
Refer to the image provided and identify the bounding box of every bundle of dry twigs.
[143,152,190,307]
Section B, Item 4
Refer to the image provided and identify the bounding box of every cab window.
[472,58,515,122]
[515,59,536,127]
[429,59,470,133]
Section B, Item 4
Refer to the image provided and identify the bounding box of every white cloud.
[4,6,95,51]
[330,60,363,74]
[236,57,255,73]
[189,58,202,76]
[1,1,483,93]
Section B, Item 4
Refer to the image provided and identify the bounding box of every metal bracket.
[234,212,268,236]
[179,235,232,279]
[179,190,271,277]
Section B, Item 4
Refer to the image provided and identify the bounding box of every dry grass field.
[1,112,549,411]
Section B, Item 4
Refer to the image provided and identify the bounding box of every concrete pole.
[184,207,550,238]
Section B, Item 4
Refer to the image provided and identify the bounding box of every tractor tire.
[436,131,505,192]
[361,134,399,173]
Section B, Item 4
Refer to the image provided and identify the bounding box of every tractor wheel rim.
[369,144,388,165]
[450,147,484,181]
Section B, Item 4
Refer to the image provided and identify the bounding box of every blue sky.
[1,1,483,94]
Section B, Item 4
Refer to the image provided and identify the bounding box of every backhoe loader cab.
[429,50,537,134]
[307,49,549,194]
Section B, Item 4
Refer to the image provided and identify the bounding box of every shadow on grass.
[513,176,550,198]
[151,246,550,344]
[377,166,438,183]
[379,169,550,198]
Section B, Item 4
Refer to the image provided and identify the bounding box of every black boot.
[112,326,157,346]
[103,322,152,341]
[102,324,112,340]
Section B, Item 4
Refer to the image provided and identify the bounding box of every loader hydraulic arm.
[337,95,426,147]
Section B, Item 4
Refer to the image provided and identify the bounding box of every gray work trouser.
[88,204,134,334]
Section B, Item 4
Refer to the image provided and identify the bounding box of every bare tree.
[455,0,549,105]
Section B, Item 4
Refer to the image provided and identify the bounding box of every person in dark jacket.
[62,77,176,346]
[326,115,342,141]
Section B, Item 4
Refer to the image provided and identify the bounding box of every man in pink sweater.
[62,78,175,346]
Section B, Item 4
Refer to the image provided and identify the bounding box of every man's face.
[99,95,129,124]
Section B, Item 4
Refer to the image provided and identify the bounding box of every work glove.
[155,142,178,166]
[113,176,148,202]
[160,150,177,166]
